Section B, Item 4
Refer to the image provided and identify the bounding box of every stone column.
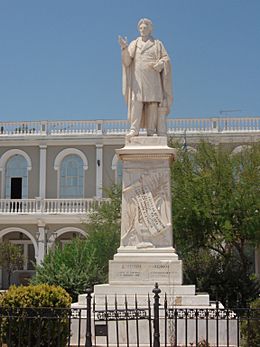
[96,144,103,198]
[39,145,47,199]
[37,222,46,264]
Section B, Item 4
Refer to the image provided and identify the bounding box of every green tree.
[171,141,260,305]
[86,184,121,266]
[32,238,103,302]
[88,184,122,229]
[0,241,24,287]
[32,186,121,301]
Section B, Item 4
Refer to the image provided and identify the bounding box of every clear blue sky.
[0,0,259,121]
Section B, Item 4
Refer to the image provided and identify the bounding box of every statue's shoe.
[126,129,138,140]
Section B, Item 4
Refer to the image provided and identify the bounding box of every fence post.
[153,282,161,347]
[85,288,92,347]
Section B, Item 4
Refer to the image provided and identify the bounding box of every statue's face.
[139,23,151,38]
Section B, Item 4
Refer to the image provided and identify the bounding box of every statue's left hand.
[151,61,164,72]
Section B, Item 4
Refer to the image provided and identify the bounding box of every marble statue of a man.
[119,18,173,139]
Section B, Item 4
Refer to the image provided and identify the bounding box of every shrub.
[32,238,104,302]
[0,284,71,347]
[240,298,260,347]
[32,230,120,302]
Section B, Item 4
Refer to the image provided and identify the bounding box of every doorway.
[10,177,22,212]
[11,177,22,199]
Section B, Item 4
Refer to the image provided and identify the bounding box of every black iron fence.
[0,283,259,347]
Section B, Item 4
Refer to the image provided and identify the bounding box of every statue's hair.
[137,18,153,34]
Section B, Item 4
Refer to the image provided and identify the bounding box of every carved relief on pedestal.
[121,168,172,248]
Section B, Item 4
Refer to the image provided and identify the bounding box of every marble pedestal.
[93,248,210,307]
[92,137,210,307]
[72,138,218,346]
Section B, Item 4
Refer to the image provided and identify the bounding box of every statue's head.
[137,18,153,37]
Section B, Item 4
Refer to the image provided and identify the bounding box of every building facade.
[0,116,259,288]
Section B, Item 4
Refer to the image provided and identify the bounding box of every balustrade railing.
[0,198,108,214]
[0,121,42,136]
[0,199,37,213]
[0,116,259,136]
[47,120,99,135]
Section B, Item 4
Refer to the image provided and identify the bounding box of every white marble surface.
[91,136,211,318]
[119,18,173,137]
[117,137,175,249]
[109,259,182,285]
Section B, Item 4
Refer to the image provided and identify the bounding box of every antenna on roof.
[219,109,241,115]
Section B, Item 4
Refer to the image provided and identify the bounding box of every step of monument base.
[115,246,179,260]
[74,284,210,308]
[93,283,197,296]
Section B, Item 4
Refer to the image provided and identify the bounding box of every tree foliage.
[31,239,101,302]
[84,184,121,279]
[241,298,260,347]
[0,242,24,287]
[32,186,121,302]
[171,141,260,305]
[89,184,122,229]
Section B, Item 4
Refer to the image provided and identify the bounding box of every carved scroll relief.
[131,185,166,235]
[121,169,172,248]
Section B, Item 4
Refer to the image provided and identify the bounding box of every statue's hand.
[118,35,128,50]
[150,61,164,72]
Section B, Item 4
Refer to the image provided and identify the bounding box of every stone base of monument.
[73,276,237,347]
[73,266,237,347]
[90,137,210,307]
[72,253,218,347]
[92,247,210,307]
[72,137,232,346]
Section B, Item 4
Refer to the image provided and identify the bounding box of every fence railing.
[93,284,260,347]
[0,306,88,347]
[0,284,259,346]
[0,116,259,136]
[0,198,109,214]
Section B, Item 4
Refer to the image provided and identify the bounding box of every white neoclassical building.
[0,116,259,288]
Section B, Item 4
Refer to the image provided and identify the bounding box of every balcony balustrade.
[0,116,259,137]
[0,198,109,215]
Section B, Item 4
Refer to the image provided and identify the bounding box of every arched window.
[60,155,84,198]
[5,155,28,199]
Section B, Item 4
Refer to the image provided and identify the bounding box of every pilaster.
[36,222,46,264]
[95,144,103,198]
[39,145,47,199]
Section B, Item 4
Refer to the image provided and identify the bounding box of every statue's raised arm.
[118,36,128,50]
